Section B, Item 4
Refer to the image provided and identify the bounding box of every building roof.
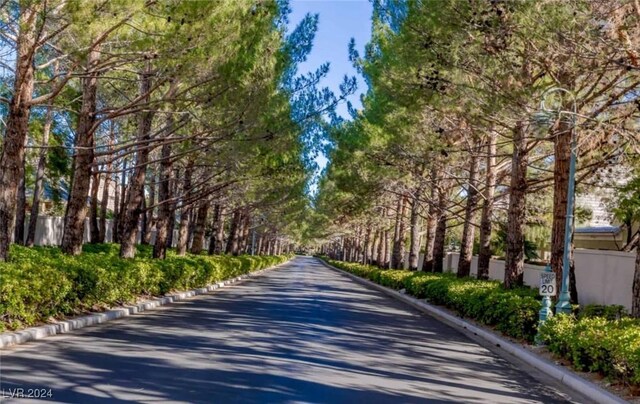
[574,226,621,234]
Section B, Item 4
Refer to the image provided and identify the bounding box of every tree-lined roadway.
[0,257,588,403]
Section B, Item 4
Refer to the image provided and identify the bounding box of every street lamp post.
[539,87,577,315]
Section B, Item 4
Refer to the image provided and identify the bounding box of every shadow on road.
[0,257,569,403]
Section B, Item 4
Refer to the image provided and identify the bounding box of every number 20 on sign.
[539,272,556,296]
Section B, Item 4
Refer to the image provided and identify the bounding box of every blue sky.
[288,0,373,182]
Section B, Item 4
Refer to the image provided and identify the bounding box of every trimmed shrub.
[0,244,290,332]
[323,257,540,342]
[322,257,640,389]
[379,270,414,289]
[579,304,628,321]
[539,315,640,386]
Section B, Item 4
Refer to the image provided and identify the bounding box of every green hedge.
[325,258,540,342]
[539,314,640,386]
[322,257,640,389]
[0,244,290,331]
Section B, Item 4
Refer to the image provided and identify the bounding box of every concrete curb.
[0,260,290,350]
[317,259,628,404]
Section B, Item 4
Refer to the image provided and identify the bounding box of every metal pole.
[536,265,554,345]
[538,87,577,315]
[556,108,577,314]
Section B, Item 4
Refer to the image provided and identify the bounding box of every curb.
[317,259,628,404]
[0,260,289,350]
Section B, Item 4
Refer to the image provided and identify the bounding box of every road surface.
[0,257,585,403]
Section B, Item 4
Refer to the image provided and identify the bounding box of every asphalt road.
[0,256,583,403]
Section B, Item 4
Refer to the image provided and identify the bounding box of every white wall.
[403,252,450,272]
[23,216,184,248]
[447,250,636,310]
[573,250,635,309]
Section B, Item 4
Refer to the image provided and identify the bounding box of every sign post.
[536,265,555,345]
[539,270,557,297]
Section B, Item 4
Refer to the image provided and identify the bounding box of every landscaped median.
[319,257,640,394]
[0,244,290,333]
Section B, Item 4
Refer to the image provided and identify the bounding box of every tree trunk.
[166,168,180,248]
[214,205,226,254]
[120,65,155,259]
[550,118,579,303]
[271,237,276,256]
[98,173,112,244]
[113,175,120,243]
[363,226,371,265]
[422,168,439,272]
[176,163,194,256]
[26,104,53,247]
[504,122,528,288]
[236,211,247,254]
[370,229,378,266]
[176,208,191,256]
[391,198,401,268]
[0,6,39,260]
[225,209,241,255]
[143,168,156,245]
[89,170,101,243]
[153,138,173,258]
[478,133,497,280]
[408,194,421,270]
[140,189,148,245]
[351,237,358,262]
[569,232,579,304]
[190,201,209,254]
[433,215,447,273]
[248,229,256,255]
[432,184,449,273]
[240,209,250,254]
[633,244,640,317]
[382,229,390,268]
[391,195,407,269]
[61,45,101,255]
[166,210,176,248]
[256,233,263,256]
[207,204,220,255]
[185,209,196,250]
[14,149,27,245]
[115,159,129,243]
[457,152,480,278]
[355,227,362,262]
[376,229,384,267]
[99,124,115,243]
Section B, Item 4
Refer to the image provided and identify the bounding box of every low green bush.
[539,315,640,386]
[579,304,628,320]
[323,257,640,389]
[379,270,414,289]
[0,244,290,332]
[325,258,540,342]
